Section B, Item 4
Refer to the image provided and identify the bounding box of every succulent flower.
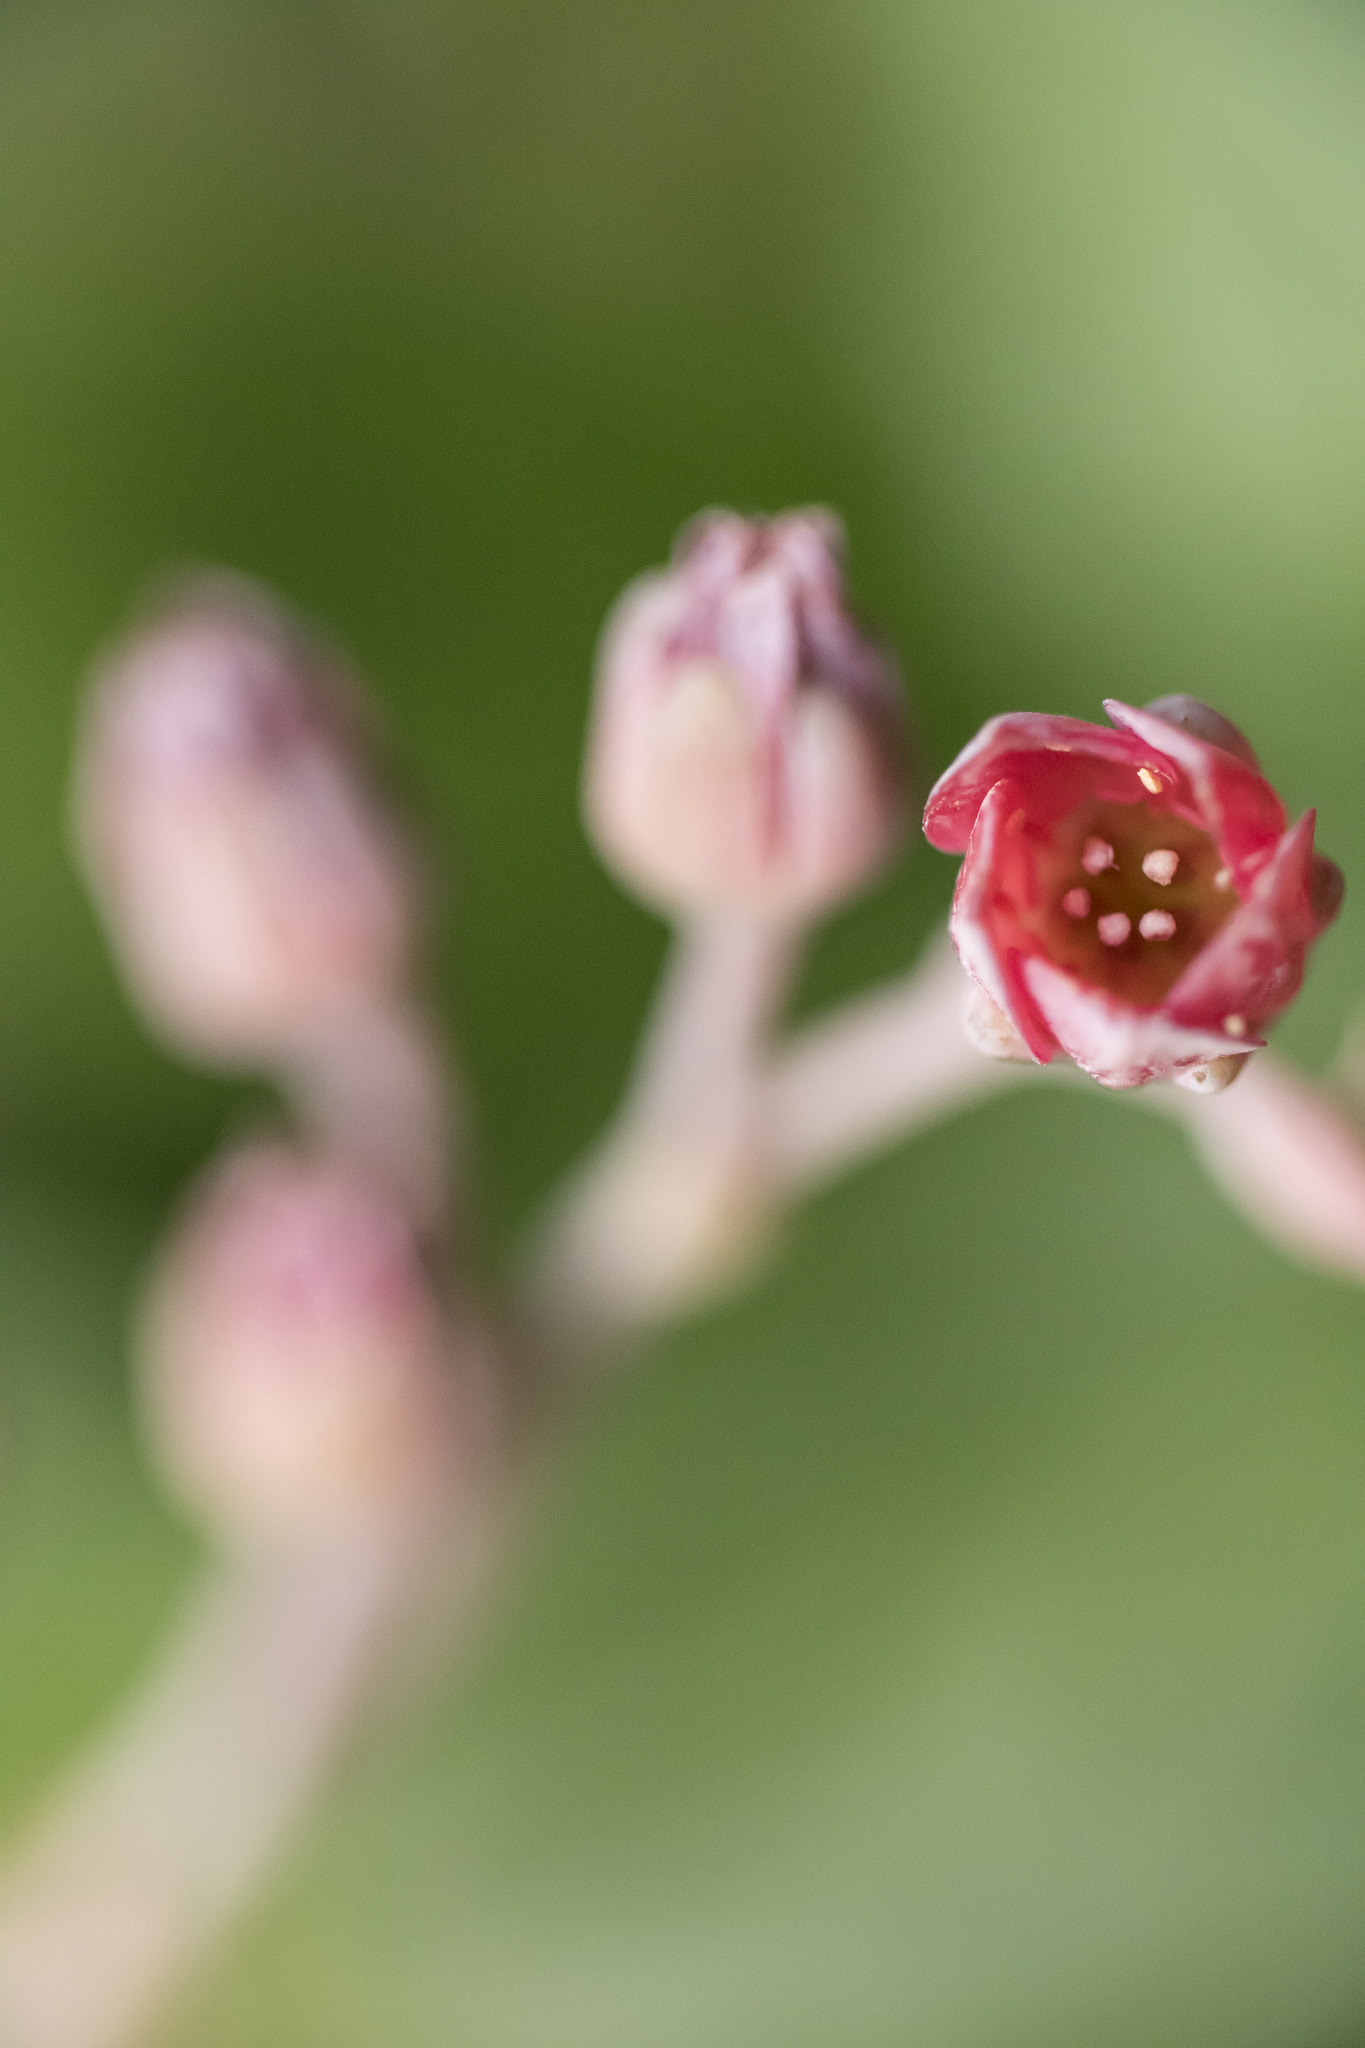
[924,697,1343,1089]
[584,508,906,920]
[72,575,415,1063]
[140,1142,463,1540]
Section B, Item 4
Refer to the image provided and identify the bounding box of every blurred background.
[2,2,1365,2041]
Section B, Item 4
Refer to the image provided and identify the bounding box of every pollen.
[1081,837,1115,875]
[1223,1013,1247,1038]
[1061,887,1090,919]
[1137,766,1163,794]
[1141,849,1179,886]
[1097,912,1131,947]
[1138,910,1176,941]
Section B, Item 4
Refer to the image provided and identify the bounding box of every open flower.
[584,509,906,920]
[923,696,1343,1089]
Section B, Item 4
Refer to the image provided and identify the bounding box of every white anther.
[1137,766,1163,794]
[1097,912,1131,947]
[1061,887,1090,919]
[1141,848,1179,886]
[1138,909,1176,941]
[1214,867,1233,890]
[1223,1012,1247,1038]
[1081,837,1115,876]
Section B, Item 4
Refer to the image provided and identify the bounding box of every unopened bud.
[72,575,415,1063]
[140,1143,466,1541]
[584,509,906,919]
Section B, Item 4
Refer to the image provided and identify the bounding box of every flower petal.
[1021,954,1262,1089]
[1103,699,1285,879]
[925,712,1179,853]
[1165,810,1326,1036]
[949,777,1060,1065]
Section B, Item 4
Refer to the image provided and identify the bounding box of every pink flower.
[923,696,1343,1089]
[584,509,906,919]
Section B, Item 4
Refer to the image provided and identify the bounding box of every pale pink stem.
[1156,1052,1365,1285]
[279,993,459,1237]
[763,933,1026,1194]
[0,1496,491,2048]
[523,913,800,1356]
[629,913,800,1128]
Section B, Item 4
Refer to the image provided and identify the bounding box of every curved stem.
[763,932,1028,1194]
[279,993,459,1240]
[522,913,801,1361]
[1155,1051,1365,1287]
[0,1490,492,2048]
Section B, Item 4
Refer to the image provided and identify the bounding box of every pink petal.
[1103,699,1285,879]
[924,712,1192,853]
[1021,954,1262,1089]
[1165,811,1322,1035]
[949,778,1060,1065]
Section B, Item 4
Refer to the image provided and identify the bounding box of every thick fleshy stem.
[522,912,801,1360]
[0,1494,493,2048]
[0,1103,477,2047]
[1157,1054,1365,1286]
[763,931,1026,1194]
[279,994,460,1240]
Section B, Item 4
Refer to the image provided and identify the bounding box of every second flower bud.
[584,509,907,922]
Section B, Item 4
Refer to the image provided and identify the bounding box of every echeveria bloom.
[923,697,1343,1089]
[584,509,906,919]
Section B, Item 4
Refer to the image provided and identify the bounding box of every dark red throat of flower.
[1020,798,1236,1009]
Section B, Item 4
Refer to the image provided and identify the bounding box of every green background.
[2,2,1365,2041]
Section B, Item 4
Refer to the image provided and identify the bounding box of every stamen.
[1223,1013,1247,1038]
[1137,766,1163,794]
[1141,849,1179,886]
[1213,867,1233,891]
[1081,837,1115,875]
[1061,887,1090,919]
[1097,912,1131,947]
[1138,909,1176,941]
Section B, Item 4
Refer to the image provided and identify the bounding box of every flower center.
[1026,800,1235,1007]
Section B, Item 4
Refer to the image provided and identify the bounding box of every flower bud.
[140,1142,466,1541]
[584,509,907,920]
[72,575,416,1063]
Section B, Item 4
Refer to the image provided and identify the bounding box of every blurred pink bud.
[140,1143,467,1540]
[72,576,416,1063]
[584,509,907,919]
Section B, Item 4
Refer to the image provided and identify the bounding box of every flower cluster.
[3,507,1353,2048]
